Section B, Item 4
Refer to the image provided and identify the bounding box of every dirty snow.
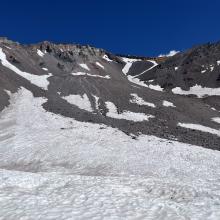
[0,48,51,90]
[95,61,105,69]
[178,122,220,137]
[172,85,220,98]
[71,72,110,79]
[37,49,45,57]
[106,101,154,121]
[0,88,220,219]
[63,93,92,112]
[130,93,156,108]
[79,63,90,71]
[163,100,176,107]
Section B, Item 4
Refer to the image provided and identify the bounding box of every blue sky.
[1,0,220,56]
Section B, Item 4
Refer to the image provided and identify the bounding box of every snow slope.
[0,88,220,219]
[0,48,51,90]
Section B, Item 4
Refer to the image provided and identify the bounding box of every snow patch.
[103,54,113,62]
[172,85,220,98]
[79,63,90,71]
[37,49,44,57]
[106,101,154,122]
[163,100,176,107]
[212,117,220,124]
[42,68,48,71]
[217,61,220,65]
[95,62,104,69]
[0,48,51,90]
[63,94,92,112]
[159,50,179,57]
[178,123,220,137]
[130,93,156,108]
[71,72,110,79]
[127,76,164,92]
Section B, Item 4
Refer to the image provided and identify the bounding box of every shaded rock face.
[138,42,220,90]
[0,39,219,150]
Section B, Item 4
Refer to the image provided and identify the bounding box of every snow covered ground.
[0,88,220,219]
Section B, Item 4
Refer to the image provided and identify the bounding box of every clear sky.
[1,0,220,56]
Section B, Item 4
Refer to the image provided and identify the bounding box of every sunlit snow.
[37,49,45,57]
[79,63,90,71]
[106,101,154,121]
[95,62,105,69]
[178,122,220,137]
[172,85,220,98]
[0,48,51,90]
[130,93,156,108]
[71,72,110,79]
[63,94,92,112]
[163,100,176,107]
[0,88,220,219]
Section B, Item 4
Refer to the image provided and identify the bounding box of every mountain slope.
[0,38,219,149]
[0,38,220,219]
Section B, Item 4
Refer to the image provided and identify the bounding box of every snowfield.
[0,88,220,219]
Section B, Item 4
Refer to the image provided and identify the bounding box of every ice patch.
[37,49,44,57]
[130,93,156,108]
[163,100,176,107]
[63,94,92,112]
[178,123,220,137]
[0,48,51,90]
[172,85,220,98]
[95,62,105,69]
[79,63,90,71]
[106,101,154,122]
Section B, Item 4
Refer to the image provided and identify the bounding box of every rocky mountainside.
[0,38,219,149]
[1,38,220,219]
